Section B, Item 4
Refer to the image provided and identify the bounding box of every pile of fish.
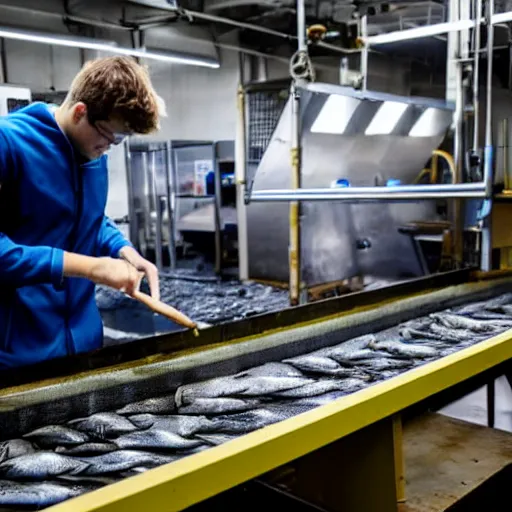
[95,276,290,325]
[2,292,512,509]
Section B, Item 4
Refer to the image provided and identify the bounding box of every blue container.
[386,179,401,187]
[331,178,350,188]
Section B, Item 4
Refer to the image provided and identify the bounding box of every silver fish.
[430,313,500,333]
[68,413,138,439]
[281,355,356,376]
[467,311,512,320]
[290,391,348,407]
[0,480,90,507]
[212,406,308,435]
[317,334,376,357]
[327,348,395,363]
[23,425,90,448]
[194,433,239,446]
[234,362,304,378]
[176,376,312,405]
[356,358,414,372]
[55,442,118,456]
[116,395,176,416]
[369,340,438,359]
[115,429,204,451]
[78,450,178,475]
[486,304,512,316]
[57,474,118,486]
[128,414,216,437]
[429,323,480,342]
[0,439,35,460]
[178,397,262,415]
[273,378,365,399]
[400,325,468,344]
[0,452,90,480]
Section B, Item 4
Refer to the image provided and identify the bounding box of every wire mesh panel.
[245,81,290,187]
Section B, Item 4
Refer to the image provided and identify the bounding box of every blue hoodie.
[0,102,132,368]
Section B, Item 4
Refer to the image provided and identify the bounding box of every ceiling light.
[0,26,219,68]
[367,19,477,46]
[310,95,360,134]
[365,101,408,135]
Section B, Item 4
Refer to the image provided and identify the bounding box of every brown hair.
[66,56,161,134]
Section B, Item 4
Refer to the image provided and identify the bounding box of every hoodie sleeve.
[0,125,65,288]
[97,216,133,258]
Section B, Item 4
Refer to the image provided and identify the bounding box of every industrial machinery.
[245,83,455,288]
[1,270,512,512]
[125,139,237,274]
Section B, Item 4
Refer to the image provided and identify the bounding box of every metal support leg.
[487,379,495,428]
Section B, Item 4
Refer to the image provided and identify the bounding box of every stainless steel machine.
[245,83,455,288]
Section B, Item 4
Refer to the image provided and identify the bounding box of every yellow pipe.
[431,149,456,183]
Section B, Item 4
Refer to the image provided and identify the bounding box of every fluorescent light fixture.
[492,11,512,25]
[310,95,360,134]
[409,108,445,137]
[0,26,220,68]
[365,101,408,135]
[367,19,477,46]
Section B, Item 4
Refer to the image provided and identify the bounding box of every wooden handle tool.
[132,290,198,331]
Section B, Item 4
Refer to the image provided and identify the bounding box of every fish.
[327,348,397,364]
[55,442,118,456]
[429,312,500,333]
[355,358,414,372]
[211,406,309,435]
[486,304,512,316]
[178,397,262,415]
[289,391,348,407]
[68,413,138,439]
[467,311,512,321]
[23,425,90,448]
[0,439,36,460]
[128,414,216,437]
[0,479,91,507]
[78,450,178,475]
[399,325,467,344]
[234,362,304,378]
[281,355,357,376]
[0,452,90,481]
[116,395,176,416]
[57,474,119,486]
[272,378,365,399]
[317,335,393,364]
[176,376,313,405]
[428,323,481,343]
[115,429,204,451]
[194,433,240,446]
[368,340,438,359]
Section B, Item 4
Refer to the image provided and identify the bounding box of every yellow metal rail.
[47,327,512,512]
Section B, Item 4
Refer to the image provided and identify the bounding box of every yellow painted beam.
[46,328,512,512]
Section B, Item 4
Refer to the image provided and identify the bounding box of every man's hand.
[63,249,160,300]
[118,246,160,301]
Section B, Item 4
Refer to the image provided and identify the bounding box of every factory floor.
[439,376,512,432]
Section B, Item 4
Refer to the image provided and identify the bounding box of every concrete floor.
[439,376,512,433]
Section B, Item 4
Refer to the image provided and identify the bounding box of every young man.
[0,56,163,369]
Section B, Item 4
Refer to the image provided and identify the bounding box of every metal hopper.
[246,82,455,287]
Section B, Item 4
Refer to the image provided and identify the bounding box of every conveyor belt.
[0,273,511,511]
